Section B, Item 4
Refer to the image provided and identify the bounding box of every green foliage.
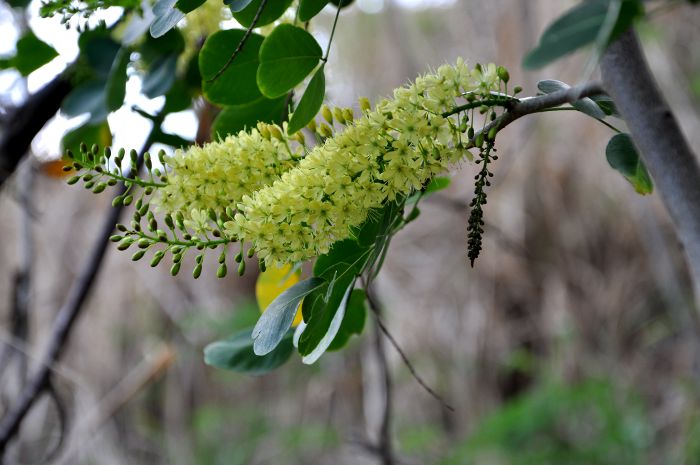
[287,65,326,134]
[200,29,265,105]
[150,0,186,38]
[231,0,294,27]
[257,24,323,99]
[299,0,330,21]
[0,30,58,76]
[252,278,325,356]
[326,289,366,351]
[523,0,644,69]
[204,328,294,374]
[444,380,651,465]
[537,79,606,119]
[212,96,287,138]
[606,133,653,195]
[105,48,129,111]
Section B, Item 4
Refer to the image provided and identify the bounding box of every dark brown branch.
[206,0,268,83]
[0,121,161,458]
[600,29,700,304]
[0,71,72,189]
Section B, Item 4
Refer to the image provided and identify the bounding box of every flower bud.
[150,250,165,267]
[497,66,510,83]
[193,263,202,279]
[216,263,227,278]
[359,97,371,112]
[321,105,333,124]
[237,260,246,276]
[170,262,181,276]
[132,250,146,261]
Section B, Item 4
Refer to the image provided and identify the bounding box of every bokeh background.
[1,0,700,463]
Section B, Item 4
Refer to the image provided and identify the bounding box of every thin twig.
[363,278,455,413]
[0,121,162,458]
[206,0,268,83]
[371,306,394,465]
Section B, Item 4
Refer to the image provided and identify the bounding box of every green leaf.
[287,65,325,134]
[142,54,178,98]
[299,0,330,21]
[301,283,353,364]
[537,79,605,119]
[605,133,653,195]
[79,32,121,77]
[425,176,451,194]
[163,80,194,113]
[7,0,31,8]
[11,30,58,76]
[252,277,325,355]
[590,94,619,117]
[299,239,371,356]
[61,79,109,122]
[61,122,112,161]
[226,0,254,11]
[257,24,322,99]
[174,0,205,13]
[327,289,366,351]
[150,0,185,38]
[231,0,293,27]
[212,96,287,138]
[105,48,130,111]
[139,28,185,66]
[200,29,264,105]
[204,328,294,375]
[523,0,643,69]
[329,0,353,8]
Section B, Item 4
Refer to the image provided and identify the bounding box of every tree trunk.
[600,29,700,307]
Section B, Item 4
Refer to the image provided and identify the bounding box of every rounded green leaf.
[327,289,366,352]
[204,328,294,375]
[606,133,653,195]
[12,30,58,76]
[212,96,287,138]
[226,0,254,11]
[200,29,264,105]
[299,0,330,21]
[301,284,353,364]
[231,0,293,27]
[150,0,185,38]
[106,48,130,111]
[61,79,109,122]
[257,24,322,99]
[142,54,178,98]
[523,1,608,69]
[252,277,325,355]
[537,79,605,120]
[287,65,325,134]
[174,0,205,13]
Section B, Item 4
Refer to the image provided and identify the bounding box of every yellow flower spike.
[255,264,304,327]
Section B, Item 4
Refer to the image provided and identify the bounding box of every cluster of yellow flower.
[155,59,506,266]
[154,123,299,235]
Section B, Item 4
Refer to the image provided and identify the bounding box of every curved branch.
[0,72,73,188]
[600,29,700,304]
[0,120,161,457]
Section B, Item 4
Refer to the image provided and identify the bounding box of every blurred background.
[1,0,700,463]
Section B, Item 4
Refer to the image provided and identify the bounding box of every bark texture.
[601,29,700,305]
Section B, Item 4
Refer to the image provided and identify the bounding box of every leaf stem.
[207,0,268,83]
[322,0,343,62]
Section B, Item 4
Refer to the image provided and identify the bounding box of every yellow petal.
[255,264,304,327]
